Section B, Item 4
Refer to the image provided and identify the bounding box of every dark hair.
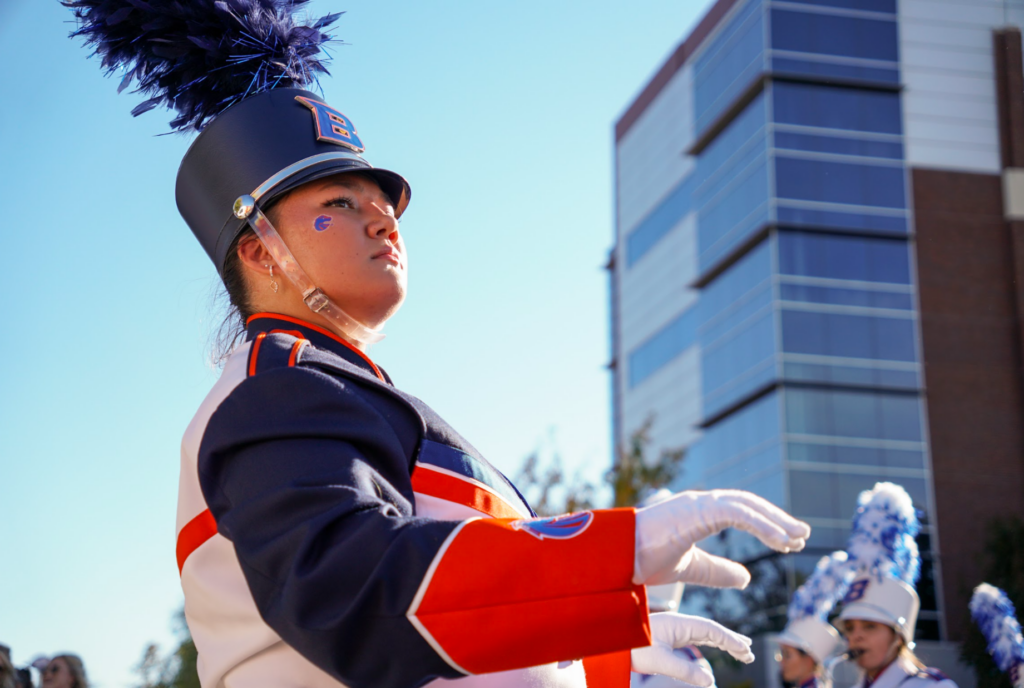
[211,228,257,364]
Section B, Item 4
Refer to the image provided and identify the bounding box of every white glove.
[631,612,754,686]
[634,490,810,587]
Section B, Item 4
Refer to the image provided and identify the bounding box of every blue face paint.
[314,215,333,232]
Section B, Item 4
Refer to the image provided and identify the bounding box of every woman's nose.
[366,208,399,241]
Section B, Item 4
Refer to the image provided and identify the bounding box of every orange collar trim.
[246,312,384,382]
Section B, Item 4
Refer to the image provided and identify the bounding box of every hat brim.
[262,159,411,218]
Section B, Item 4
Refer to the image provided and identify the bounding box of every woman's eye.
[326,196,354,209]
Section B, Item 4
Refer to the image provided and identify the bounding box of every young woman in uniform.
[63,2,811,687]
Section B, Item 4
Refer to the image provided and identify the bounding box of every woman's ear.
[236,233,274,274]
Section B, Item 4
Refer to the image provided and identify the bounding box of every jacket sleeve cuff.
[407,508,651,675]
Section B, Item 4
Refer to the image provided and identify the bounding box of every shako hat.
[836,482,922,647]
[64,0,411,345]
[176,87,410,273]
[778,551,851,664]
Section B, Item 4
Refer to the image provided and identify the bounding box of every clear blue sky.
[0,2,714,686]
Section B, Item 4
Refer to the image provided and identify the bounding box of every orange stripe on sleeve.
[409,509,650,675]
[176,509,217,575]
[411,465,525,519]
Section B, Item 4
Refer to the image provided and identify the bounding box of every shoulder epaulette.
[246,330,308,377]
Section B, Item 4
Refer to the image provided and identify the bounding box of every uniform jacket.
[176,314,650,688]
[852,657,957,688]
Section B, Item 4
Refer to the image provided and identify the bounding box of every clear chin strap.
[233,194,385,346]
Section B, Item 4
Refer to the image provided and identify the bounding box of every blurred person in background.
[40,656,87,688]
[0,646,18,688]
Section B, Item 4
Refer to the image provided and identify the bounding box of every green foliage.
[960,515,1024,688]
[514,417,685,514]
[605,418,685,509]
[134,609,199,688]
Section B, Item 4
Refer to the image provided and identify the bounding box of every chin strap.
[233,194,385,346]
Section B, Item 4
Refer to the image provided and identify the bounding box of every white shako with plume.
[778,551,853,663]
[837,482,921,646]
[970,583,1024,688]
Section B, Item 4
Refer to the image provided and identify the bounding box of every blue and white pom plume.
[789,551,856,623]
[970,583,1024,674]
[845,482,921,583]
[62,0,341,131]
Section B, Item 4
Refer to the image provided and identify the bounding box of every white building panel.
[900,44,994,75]
[900,0,1009,27]
[899,0,1013,174]
[621,346,703,462]
[616,65,695,235]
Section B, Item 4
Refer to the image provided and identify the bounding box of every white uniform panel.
[899,0,1022,174]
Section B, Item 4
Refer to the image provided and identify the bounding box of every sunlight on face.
[270,172,407,328]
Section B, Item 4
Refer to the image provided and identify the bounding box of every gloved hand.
[631,612,753,686]
[634,490,810,587]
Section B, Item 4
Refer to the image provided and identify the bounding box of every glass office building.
[611,0,1024,651]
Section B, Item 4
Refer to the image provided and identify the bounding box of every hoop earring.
[268,264,279,293]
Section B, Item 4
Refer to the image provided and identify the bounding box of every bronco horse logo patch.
[510,512,594,540]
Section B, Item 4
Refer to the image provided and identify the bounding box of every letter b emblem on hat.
[294,95,365,153]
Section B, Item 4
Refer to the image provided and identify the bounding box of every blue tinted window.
[779,284,913,309]
[778,232,911,283]
[771,10,898,61]
[789,470,925,520]
[628,307,698,388]
[775,205,907,234]
[783,360,920,389]
[701,239,772,322]
[626,173,699,267]
[697,92,768,195]
[702,310,777,412]
[788,442,924,469]
[699,159,770,269]
[775,157,906,208]
[785,388,923,441]
[780,0,895,12]
[773,82,902,134]
[775,131,903,159]
[772,57,900,86]
[781,310,917,361]
[696,137,768,208]
[692,391,781,466]
[694,0,765,134]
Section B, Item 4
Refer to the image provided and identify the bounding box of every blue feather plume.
[62,0,342,132]
[788,551,856,623]
[971,583,1024,673]
[845,482,921,585]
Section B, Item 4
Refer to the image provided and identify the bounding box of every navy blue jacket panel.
[196,316,529,688]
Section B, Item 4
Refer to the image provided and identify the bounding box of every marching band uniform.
[849,657,953,688]
[177,314,648,688]
[64,3,808,688]
[839,575,957,688]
